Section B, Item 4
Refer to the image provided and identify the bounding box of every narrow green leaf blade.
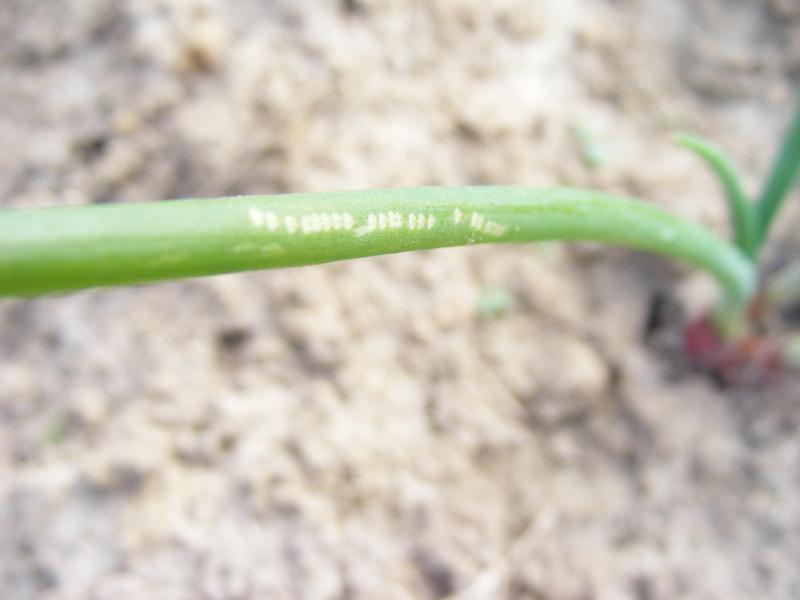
[756,94,800,246]
[675,133,756,257]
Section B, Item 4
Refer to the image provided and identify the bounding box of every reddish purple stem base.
[683,316,783,387]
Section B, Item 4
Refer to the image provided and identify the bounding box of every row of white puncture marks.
[248,207,506,237]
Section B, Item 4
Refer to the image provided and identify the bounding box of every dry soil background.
[1,1,800,599]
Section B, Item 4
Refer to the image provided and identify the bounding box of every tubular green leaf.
[756,94,800,246]
[675,133,756,257]
[0,187,756,308]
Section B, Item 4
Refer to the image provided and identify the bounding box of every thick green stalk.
[675,133,757,257]
[756,95,800,246]
[0,187,756,308]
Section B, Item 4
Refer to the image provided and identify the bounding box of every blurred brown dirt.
[1,1,799,599]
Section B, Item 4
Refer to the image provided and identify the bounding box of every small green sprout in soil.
[477,287,516,319]
[45,411,68,446]
[1,96,799,386]
[571,122,608,169]
[674,95,800,384]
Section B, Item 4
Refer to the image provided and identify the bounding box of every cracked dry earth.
[1,0,800,598]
